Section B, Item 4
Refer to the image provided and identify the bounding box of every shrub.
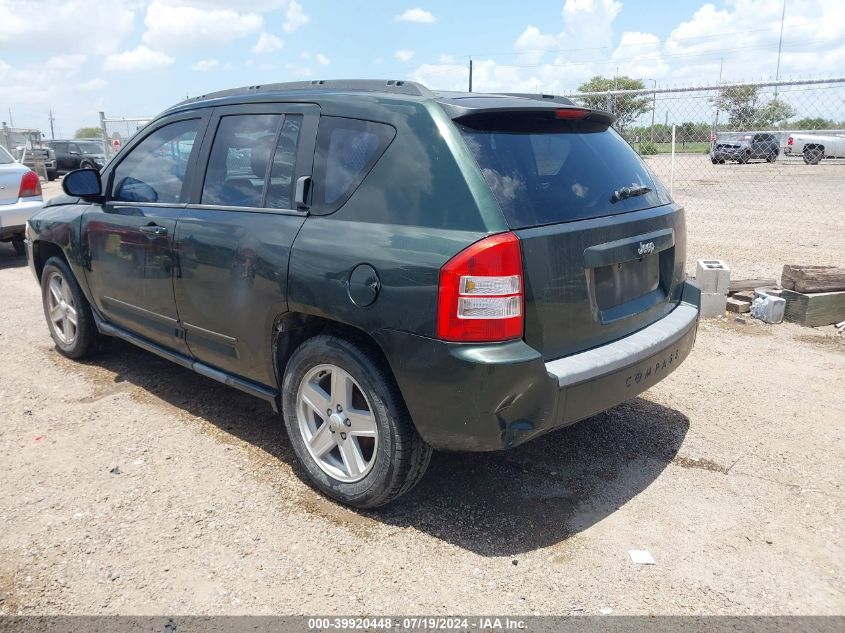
[639,141,659,155]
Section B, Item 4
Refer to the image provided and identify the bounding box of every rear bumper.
[0,198,43,238]
[378,281,700,452]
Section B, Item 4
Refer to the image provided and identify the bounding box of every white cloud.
[0,0,135,54]
[0,58,10,80]
[395,49,415,62]
[611,32,668,79]
[316,53,330,66]
[142,1,263,50]
[191,59,223,72]
[78,78,109,91]
[438,53,454,63]
[252,32,284,54]
[514,26,558,65]
[395,8,436,23]
[104,46,174,72]
[283,0,309,32]
[46,54,88,72]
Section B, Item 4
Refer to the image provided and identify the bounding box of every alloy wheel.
[296,364,379,483]
[46,271,78,345]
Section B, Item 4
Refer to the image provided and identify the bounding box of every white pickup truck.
[785,132,845,164]
[0,144,44,255]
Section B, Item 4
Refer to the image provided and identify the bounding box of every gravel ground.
[0,172,843,615]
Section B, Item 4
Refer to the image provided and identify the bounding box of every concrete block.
[696,259,731,294]
[700,292,727,318]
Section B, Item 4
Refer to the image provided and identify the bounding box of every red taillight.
[18,171,41,198]
[555,108,589,120]
[436,231,524,343]
[787,135,794,146]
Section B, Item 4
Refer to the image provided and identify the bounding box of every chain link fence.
[99,112,152,160]
[562,78,845,214]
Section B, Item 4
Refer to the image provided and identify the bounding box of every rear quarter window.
[459,119,671,228]
[311,117,395,213]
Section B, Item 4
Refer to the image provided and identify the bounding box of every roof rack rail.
[181,79,434,105]
[498,93,576,106]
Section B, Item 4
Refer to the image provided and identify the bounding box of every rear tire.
[738,151,750,164]
[803,147,823,165]
[41,256,107,359]
[281,334,432,508]
[766,152,777,163]
[710,157,718,164]
[11,235,25,256]
[47,171,57,182]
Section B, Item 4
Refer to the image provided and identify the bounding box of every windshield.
[459,121,671,228]
[0,145,13,164]
[77,142,103,155]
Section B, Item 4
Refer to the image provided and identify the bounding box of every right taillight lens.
[436,231,524,343]
[18,170,41,198]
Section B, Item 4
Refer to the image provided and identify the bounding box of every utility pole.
[468,58,473,93]
[7,108,12,128]
[774,0,787,99]
[48,109,56,140]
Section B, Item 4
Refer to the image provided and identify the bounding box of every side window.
[69,143,81,154]
[313,117,395,210]
[111,119,200,204]
[55,142,67,153]
[265,115,302,209]
[201,114,281,208]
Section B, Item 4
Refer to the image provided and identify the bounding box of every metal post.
[670,124,676,196]
[468,58,473,93]
[774,0,787,99]
[99,111,110,159]
[48,109,55,140]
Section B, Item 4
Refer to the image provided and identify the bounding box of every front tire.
[281,334,432,508]
[41,256,107,359]
[11,235,25,256]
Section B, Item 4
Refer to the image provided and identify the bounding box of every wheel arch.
[31,240,68,281]
[272,313,405,411]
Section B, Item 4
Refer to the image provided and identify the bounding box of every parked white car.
[0,144,44,255]
[785,131,845,164]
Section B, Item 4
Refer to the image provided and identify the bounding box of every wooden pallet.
[781,289,845,327]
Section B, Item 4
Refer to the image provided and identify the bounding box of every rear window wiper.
[610,184,652,203]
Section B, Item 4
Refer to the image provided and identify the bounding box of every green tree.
[74,127,101,138]
[791,117,837,130]
[714,85,759,128]
[755,99,796,128]
[577,75,651,132]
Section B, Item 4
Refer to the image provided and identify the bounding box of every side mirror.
[62,168,103,200]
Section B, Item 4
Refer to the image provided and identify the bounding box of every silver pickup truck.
[785,132,845,164]
[0,144,44,255]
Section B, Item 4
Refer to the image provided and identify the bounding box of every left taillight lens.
[18,171,41,198]
[436,231,524,343]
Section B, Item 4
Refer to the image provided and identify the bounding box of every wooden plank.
[781,289,845,327]
[726,297,751,313]
[731,290,755,302]
[728,278,777,292]
[781,265,845,293]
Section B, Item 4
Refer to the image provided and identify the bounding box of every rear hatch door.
[455,105,687,361]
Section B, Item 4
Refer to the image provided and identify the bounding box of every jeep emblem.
[638,241,655,255]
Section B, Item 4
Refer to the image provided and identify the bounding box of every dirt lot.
[0,170,843,615]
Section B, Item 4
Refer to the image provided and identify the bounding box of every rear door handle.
[140,224,168,237]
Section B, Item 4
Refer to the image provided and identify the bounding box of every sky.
[1,0,844,136]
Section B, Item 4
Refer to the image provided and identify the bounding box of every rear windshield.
[0,145,13,164]
[459,119,671,228]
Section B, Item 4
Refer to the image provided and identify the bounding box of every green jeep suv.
[25,80,700,508]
